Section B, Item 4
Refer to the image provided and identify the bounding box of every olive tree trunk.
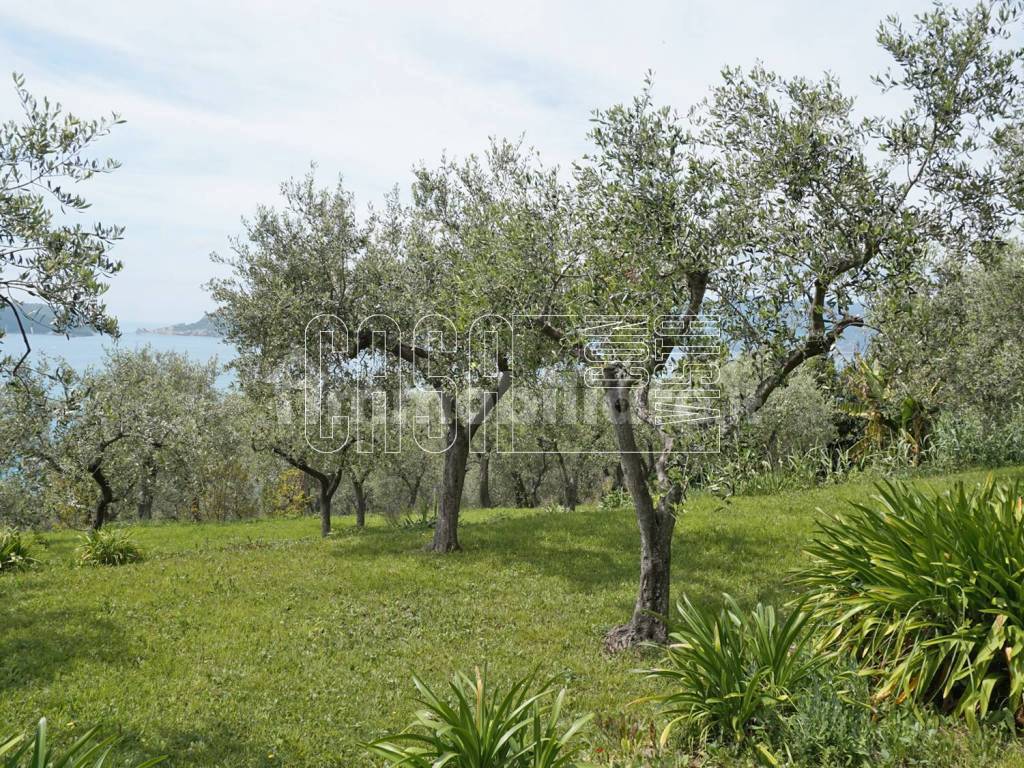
[89,461,114,531]
[428,371,511,552]
[352,477,368,528]
[318,481,334,537]
[478,452,493,508]
[602,381,679,651]
[554,452,578,510]
[407,473,422,508]
[137,455,158,520]
[430,423,469,552]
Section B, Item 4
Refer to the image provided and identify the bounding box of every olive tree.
[870,244,1024,464]
[1,73,123,375]
[360,141,567,551]
[551,0,1022,649]
[0,349,219,529]
[210,172,370,536]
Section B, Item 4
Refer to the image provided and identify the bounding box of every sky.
[1,0,946,324]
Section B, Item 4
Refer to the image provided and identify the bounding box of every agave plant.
[0,718,165,767]
[642,594,823,744]
[75,529,143,567]
[800,476,1024,726]
[364,668,591,767]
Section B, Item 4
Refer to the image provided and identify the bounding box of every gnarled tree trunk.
[90,461,114,531]
[426,369,511,552]
[430,422,469,552]
[602,380,679,651]
[318,481,334,537]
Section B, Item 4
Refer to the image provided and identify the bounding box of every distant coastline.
[136,314,222,337]
[0,301,96,337]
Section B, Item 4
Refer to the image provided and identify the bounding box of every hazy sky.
[1,0,943,323]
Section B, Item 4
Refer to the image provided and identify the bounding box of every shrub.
[364,668,591,767]
[0,528,38,573]
[76,529,143,567]
[642,594,824,744]
[931,405,1024,469]
[0,717,166,767]
[800,476,1024,726]
[263,467,311,518]
[767,665,877,766]
[599,489,631,512]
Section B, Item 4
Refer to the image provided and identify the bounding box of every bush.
[766,667,1003,768]
[642,594,824,745]
[364,668,591,767]
[76,529,143,567]
[0,528,38,573]
[931,405,1024,468]
[599,489,631,512]
[766,666,877,766]
[0,717,166,767]
[800,476,1024,726]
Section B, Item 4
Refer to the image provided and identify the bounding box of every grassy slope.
[2,467,1024,767]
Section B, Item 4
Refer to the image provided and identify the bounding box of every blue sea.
[11,322,237,386]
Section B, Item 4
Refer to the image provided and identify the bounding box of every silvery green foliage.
[0,74,124,375]
[721,361,838,464]
[0,349,224,528]
[871,246,1024,466]
[693,2,1022,422]
[547,1,1023,645]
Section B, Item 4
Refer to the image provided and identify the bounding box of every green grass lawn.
[3,467,1024,767]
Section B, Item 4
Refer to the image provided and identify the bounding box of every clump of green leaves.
[598,489,631,513]
[800,476,1024,727]
[364,668,591,767]
[76,529,142,567]
[0,717,165,767]
[643,595,824,744]
[543,502,572,515]
[0,527,37,573]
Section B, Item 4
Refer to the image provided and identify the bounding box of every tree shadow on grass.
[0,606,128,692]
[328,505,801,605]
[150,717,378,768]
[147,722,274,768]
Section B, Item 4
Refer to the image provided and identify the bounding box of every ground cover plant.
[75,529,143,567]
[801,476,1024,727]
[0,529,36,574]
[0,717,165,767]
[3,468,1024,767]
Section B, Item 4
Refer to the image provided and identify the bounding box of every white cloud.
[0,0,936,322]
